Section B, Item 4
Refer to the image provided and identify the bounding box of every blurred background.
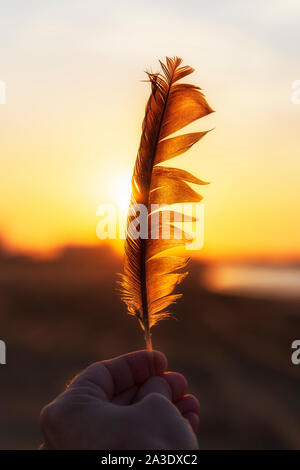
[0,245,299,449]
[0,0,300,449]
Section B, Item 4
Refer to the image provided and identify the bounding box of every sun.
[110,171,132,214]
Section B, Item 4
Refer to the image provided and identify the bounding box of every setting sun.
[109,171,132,214]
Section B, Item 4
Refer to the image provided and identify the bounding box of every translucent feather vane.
[120,57,213,350]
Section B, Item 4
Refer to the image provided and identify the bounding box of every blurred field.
[0,244,299,449]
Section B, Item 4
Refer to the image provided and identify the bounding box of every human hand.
[40,350,199,450]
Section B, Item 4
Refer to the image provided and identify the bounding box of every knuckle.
[147,392,174,410]
[141,393,177,419]
[40,401,63,434]
[146,392,168,404]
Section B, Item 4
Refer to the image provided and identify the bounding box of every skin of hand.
[40,350,200,450]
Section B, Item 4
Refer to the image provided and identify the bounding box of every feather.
[120,57,213,350]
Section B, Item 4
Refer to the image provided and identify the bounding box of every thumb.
[134,376,172,402]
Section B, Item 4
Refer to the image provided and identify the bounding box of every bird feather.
[120,57,213,350]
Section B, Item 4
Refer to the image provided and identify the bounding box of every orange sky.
[1,1,300,261]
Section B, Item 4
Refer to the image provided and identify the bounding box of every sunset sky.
[1,0,300,260]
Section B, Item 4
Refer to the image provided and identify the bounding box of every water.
[203,264,300,299]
